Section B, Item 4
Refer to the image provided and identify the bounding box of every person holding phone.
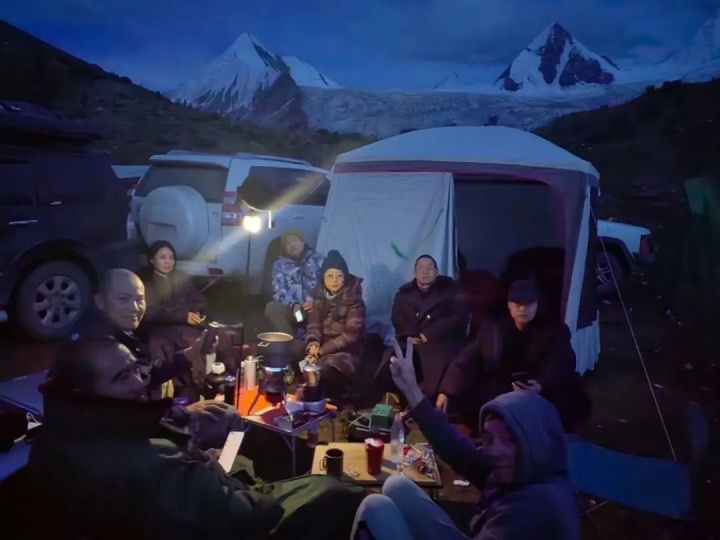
[265,230,325,335]
[440,279,591,432]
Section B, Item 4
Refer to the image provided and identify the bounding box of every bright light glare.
[242,214,262,234]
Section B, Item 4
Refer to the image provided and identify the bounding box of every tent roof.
[335,126,599,178]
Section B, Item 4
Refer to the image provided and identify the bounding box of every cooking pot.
[256,332,293,369]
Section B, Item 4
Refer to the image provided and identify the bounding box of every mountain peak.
[167,33,339,114]
[433,71,465,90]
[675,8,720,65]
[496,22,616,92]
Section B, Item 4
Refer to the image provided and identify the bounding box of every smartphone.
[511,371,532,385]
[218,431,245,473]
[201,327,218,355]
[294,309,304,323]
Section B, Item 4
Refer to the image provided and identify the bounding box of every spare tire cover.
[137,186,209,259]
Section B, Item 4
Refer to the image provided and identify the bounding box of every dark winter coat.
[67,308,192,395]
[390,276,469,397]
[305,275,366,377]
[440,317,590,430]
[28,378,365,540]
[137,267,206,358]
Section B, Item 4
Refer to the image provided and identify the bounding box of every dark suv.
[0,101,130,340]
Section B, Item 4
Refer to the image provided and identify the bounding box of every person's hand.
[435,393,449,413]
[187,401,243,450]
[410,337,422,346]
[512,380,542,394]
[186,400,233,422]
[390,337,424,408]
[302,299,314,313]
[187,312,204,326]
[292,303,301,313]
[306,342,320,358]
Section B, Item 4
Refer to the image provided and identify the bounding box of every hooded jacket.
[271,248,324,306]
[411,391,579,540]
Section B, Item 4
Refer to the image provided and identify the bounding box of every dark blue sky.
[1,0,716,90]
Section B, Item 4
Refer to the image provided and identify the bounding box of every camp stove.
[246,364,291,415]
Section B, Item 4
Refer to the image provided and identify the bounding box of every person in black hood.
[375,255,469,408]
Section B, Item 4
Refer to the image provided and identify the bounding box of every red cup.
[365,438,384,475]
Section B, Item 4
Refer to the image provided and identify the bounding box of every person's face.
[91,344,148,400]
[480,416,518,484]
[414,257,438,286]
[95,275,146,331]
[284,235,306,259]
[323,269,345,293]
[150,246,175,275]
[508,300,538,326]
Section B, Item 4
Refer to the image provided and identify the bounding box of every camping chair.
[567,401,709,532]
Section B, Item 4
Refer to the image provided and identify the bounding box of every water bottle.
[389,413,405,473]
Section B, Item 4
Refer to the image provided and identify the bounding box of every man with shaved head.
[68,268,204,396]
[31,337,366,539]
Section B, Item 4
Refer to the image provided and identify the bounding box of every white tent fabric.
[323,126,601,372]
[564,185,601,374]
[316,172,455,339]
[335,126,600,179]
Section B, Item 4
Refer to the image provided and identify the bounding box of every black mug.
[320,448,344,477]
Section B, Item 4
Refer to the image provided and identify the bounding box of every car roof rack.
[233,152,312,167]
[0,100,102,146]
[164,149,312,167]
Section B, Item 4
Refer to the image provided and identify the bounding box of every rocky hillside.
[0,20,369,168]
[537,78,720,227]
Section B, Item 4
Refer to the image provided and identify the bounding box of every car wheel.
[597,251,625,296]
[15,261,92,340]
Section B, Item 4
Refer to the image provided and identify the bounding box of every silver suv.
[127,151,330,294]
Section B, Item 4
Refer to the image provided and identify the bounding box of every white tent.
[317,126,601,374]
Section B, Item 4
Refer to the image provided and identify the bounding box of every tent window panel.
[453,178,566,276]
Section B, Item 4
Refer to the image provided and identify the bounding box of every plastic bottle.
[389,412,405,473]
[203,362,226,401]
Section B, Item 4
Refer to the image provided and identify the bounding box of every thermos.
[203,362,226,401]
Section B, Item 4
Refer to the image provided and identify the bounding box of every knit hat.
[321,250,349,276]
[281,229,305,245]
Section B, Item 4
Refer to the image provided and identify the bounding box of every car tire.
[15,260,93,340]
[597,251,625,296]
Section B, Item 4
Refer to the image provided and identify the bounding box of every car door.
[0,152,47,271]
[230,165,325,292]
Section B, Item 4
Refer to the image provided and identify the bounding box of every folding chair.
[567,401,708,530]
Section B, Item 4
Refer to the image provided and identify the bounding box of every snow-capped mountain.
[282,55,340,89]
[166,32,338,115]
[674,9,720,66]
[433,72,466,90]
[495,23,619,92]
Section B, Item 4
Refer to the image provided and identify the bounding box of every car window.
[34,153,107,204]
[135,164,228,203]
[0,159,36,206]
[301,177,330,206]
[239,166,325,210]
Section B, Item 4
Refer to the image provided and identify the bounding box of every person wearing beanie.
[375,254,469,411]
[304,249,366,402]
[265,229,324,335]
[440,279,592,433]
